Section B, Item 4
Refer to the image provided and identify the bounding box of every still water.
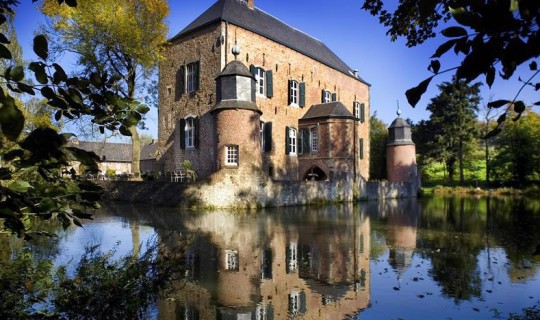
[18,197,540,319]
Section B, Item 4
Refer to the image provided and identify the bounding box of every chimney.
[247,0,254,9]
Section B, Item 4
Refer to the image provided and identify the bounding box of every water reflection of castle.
[158,204,370,319]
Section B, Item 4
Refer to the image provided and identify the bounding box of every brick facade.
[158,0,370,183]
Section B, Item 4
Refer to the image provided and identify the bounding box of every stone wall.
[365,181,419,200]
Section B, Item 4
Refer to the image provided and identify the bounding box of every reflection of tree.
[489,198,540,281]
[419,197,484,302]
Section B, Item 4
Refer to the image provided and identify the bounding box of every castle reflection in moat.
[157,204,371,319]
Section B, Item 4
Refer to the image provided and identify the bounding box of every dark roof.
[211,100,262,114]
[216,60,253,79]
[141,144,158,160]
[77,141,132,162]
[300,102,355,120]
[75,141,158,162]
[170,0,368,84]
[389,117,410,128]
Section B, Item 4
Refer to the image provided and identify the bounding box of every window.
[288,290,306,315]
[186,62,198,93]
[310,127,318,152]
[250,65,273,98]
[225,145,239,166]
[180,117,198,150]
[354,102,360,119]
[175,61,200,99]
[167,86,172,96]
[286,127,297,155]
[289,80,298,105]
[225,249,239,271]
[287,241,298,273]
[184,117,195,149]
[322,90,332,103]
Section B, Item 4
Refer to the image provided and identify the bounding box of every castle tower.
[211,45,263,173]
[386,109,419,187]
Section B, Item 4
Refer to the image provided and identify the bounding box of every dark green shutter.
[360,103,365,123]
[266,70,273,98]
[285,126,290,154]
[179,118,186,149]
[288,79,292,105]
[299,82,306,107]
[301,128,310,154]
[264,122,272,152]
[331,92,337,102]
[193,117,199,149]
[321,89,325,103]
[249,64,256,76]
[194,61,200,91]
[299,291,307,314]
[359,138,364,159]
[267,304,274,320]
[175,65,185,100]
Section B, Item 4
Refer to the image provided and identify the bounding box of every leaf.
[488,99,510,108]
[119,125,132,136]
[65,0,77,7]
[534,101,540,106]
[7,180,32,193]
[52,63,67,84]
[513,100,526,113]
[406,76,433,107]
[497,113,506,124]
[531,61,538,71]
[41,86,55,99]
[429,60,441,74]
[135,103,150,114]
[9,65,24,82]
[33,34,48,60]
[486,66,495,88]
[55,110,62,121]
[0,96,24,141]
[0,43,12,59]
[17,83,35,95]
[29,62,48,84]
[432,39,458,58]
[483,127,502,139]
[0,33,9,44]
[441,26,468,38]
[90,72,102,86]
[449,7,479,28]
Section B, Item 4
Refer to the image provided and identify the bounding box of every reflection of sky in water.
[360,247,540,319]
[54,215,156,273]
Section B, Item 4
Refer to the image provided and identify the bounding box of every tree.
[41,0,169,178]
[1,1,148,238]
[424,80,481,185]
[369,111,388,180]
[491,110,540,184]
[361,0,540,135]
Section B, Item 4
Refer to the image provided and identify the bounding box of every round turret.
[386,112,419,186]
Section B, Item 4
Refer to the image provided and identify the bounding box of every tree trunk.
[458,138,464,186]
[129,124,141,180]
[485,138,490,187]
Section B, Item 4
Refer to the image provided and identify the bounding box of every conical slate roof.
[170,0,368,84]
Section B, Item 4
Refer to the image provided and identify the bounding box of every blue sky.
[12,0,538,139]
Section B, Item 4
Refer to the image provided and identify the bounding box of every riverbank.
[421,185,540,197]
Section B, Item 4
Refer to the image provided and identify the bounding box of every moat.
[9,196,540,319]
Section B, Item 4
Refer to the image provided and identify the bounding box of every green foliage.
[181,159,197,182]
[491,111,540,184]
[369,112,388,180]
[0,237,185,319]
[0,3,148,238]
[415,81,481,184]
[361,0,540,135]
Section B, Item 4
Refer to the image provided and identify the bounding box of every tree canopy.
[362,0,540,136]
[41,0,169,177]
[0,1,148,238]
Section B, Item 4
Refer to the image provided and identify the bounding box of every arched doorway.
[302,166,327,181]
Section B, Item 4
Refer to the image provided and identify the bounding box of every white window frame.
[260,121,265,151]
[225,145,239,166]
[323,90,332,103]
[354,102,360,118]
[184,117,195,149]
[310,127,318,152]
[289,290,300,315]
[288,241,298,272]
[288,127,297,155]
[289,80,299,105]
[225,249,239,271]
[255,67,265,96]
[186,62,197,93]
